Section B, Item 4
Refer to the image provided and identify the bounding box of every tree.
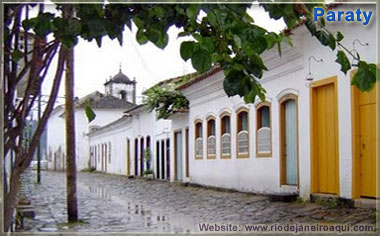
[62,5,78,223]
[3,2,378,232]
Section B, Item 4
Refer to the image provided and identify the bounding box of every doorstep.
[354,198,379,209]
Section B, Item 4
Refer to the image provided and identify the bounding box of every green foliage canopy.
[13,3,379,117]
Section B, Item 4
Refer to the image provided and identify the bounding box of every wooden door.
[359,87,377,197]
[311,78,339,194]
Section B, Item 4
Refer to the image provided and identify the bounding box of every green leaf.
[315,31,330,47]
[95,37,102,47]
[22,18,38,30]
[155,32,168,49]
[60,35,78,48]
[318,17,325,27]
[34,12,55,37]
[136,29,148,45]
[85,105,96,123]
[180,41,195,61]
[223,70,242,97]
[117,32,123,46]
[132,15,144,28]
[177,31,189,38]
[154,6,165,18]
[233,35,242,49]
[305,20,317,35]
[186,4,199,21]
[191,50,212,73]
[200,37,214,53]
[335,50,351,74]
[336,31,344,42]
[328,32,336,50]
[352,61,378,91]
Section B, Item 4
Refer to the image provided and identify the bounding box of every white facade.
[46,106,128,171]
[181,4,376,199]
[46,106,66,170]
[88,106,174,179]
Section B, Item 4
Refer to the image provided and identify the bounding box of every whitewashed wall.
[46,106,66,170]
[75,108,126,170]
[46,106,127,171]
[89,117,132,175]
[182,4,376,199]
[88,107,173,178]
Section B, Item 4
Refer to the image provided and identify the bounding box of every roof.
[87,115,131,136]
[104,69,135,86]
[75,91,137,110]
[176,66,222,90]
[124,104,146,114]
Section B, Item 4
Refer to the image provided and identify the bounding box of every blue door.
[285,100,298,185]
[175,132,183,181]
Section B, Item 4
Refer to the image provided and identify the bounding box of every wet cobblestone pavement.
[18,170,377,233]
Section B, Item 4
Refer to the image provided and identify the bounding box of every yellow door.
[311,78,339,194]
[359,88,377,198]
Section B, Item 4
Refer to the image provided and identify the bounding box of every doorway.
[280,95,298,186]
[174,131,183,181]
[352,77,378,198]
[311,76,339,195]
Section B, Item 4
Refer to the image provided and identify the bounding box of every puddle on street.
[83,184,195,232]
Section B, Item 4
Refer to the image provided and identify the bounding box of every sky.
[37,4,286,105]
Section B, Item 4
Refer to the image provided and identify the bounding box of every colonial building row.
[46,4,377,200]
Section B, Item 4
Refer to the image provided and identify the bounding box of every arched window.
[237,108,249,158]
[256,102,272,157]
[207,117,216,159]
[120,90,126,100]
[194,120,203,159]
[220,113,231,158]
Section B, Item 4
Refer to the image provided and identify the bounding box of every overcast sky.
[38,4,285,105]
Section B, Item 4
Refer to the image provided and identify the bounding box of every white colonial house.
[46,69,137,171]
[175,3,377,200]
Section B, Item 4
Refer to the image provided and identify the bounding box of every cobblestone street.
[18,170,377,233]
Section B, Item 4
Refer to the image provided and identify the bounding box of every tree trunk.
[65,41,78,222]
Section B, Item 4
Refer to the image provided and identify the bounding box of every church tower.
[104,66,137,104]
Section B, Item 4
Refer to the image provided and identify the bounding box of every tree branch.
[17,44,67,172]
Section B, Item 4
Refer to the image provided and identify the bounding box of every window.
[194,120,203,159]
[120,90,126,100]
[256,102,272,157]
[237,109,249,158]
[221,113,231,158]
[207,117,216,158]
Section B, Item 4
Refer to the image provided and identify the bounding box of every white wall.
[46,106,127,171]
[46,107,66,170]
[88,108,173,178]
[181,4,376,199]
[75,108,126,170]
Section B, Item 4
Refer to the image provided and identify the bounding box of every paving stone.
[17,170,376,233]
